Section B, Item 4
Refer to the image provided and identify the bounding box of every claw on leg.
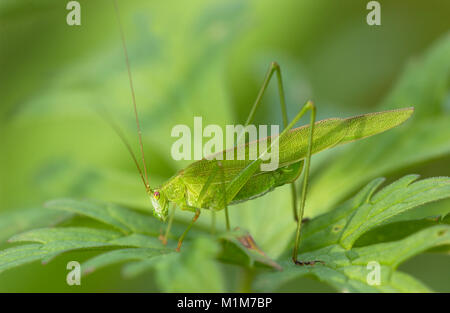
[176,208,201,252]
[158,229,168,245]
[292,257,325,266]
[158,233,168,245]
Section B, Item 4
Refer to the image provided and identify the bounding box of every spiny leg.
[220,99,321,265]
[242,61,299,222]
[176,160,223,250]
[176,208,201,252]
[244,62,288,128]
[291,102,321,265]
[159,205,176,245]
[218,161,230,230]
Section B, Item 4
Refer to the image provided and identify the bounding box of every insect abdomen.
[231,161,304,204]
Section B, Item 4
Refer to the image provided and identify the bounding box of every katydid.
[112,1,413,265]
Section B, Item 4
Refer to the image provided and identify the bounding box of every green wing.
[170,107,413,207]
[275,106,414,167]
[181,107,414,182]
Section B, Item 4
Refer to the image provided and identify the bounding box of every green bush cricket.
[111,1,413,265]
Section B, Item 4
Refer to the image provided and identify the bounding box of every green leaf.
[296,177,385,253]
[121,253,178,279]
[255,226,449,292]
[0,200,225,293]
[82,248,174,275]
[298,175,450,253]
[9,227,122,245]
[45,199,161,236]
[0,176,448,292]
[108,233,176,249]
[0,244,55,274]
[118,238,226,292]
[349,225,450,267]
[0,207,72,243]
[0,227,123,274]
[149,237,225,292]
[0,226,179,276]
[340,175,450,249]
[254,176,450,292]
[354,216,449,248]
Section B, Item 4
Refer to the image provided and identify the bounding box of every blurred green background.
[0,0,449,292]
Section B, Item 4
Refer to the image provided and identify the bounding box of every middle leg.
[176,208,201,252]
[242,61,299,222]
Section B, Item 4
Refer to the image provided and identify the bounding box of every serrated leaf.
[108,233,176,249]
[1,175,448,292]
[0,208,72,243]
[255,225,449,292]
[125,237,226,292]
[0,244,54,274]
[255,176,450,292]
[45,199,161,236]
[0,227,162,274]
[9,227,122,244]
[82,248,174,275]
[354,215,449,248]
[297,175,450,253]
[340,176,450,249]
[349,225,450,267]
[0,227,121,275]
[121,253,178,279]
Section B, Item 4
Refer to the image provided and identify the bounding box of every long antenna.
[96,107,150,192]
[113,0,150,190]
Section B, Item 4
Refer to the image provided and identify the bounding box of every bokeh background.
[0,0,449,292]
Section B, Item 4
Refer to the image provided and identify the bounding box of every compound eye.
[153,191,160,200]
